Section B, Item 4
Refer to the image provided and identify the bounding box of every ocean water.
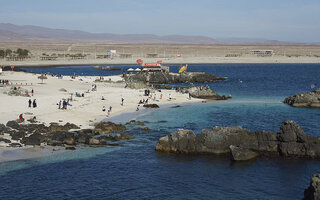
[1,64,319,199]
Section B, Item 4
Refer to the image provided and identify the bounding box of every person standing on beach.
[33,99,37,108]
[31,89,34,96]
[28,99,32,108]
[109,106,112,111]
[121,98,124,106]
[58,100,61,109]
[160,94,163,99]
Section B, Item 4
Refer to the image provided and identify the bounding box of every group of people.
[28,99,37,108]
[58,99,71,110]
[0,79,10,85]
[138,99,149,104]
[102,106,112,117]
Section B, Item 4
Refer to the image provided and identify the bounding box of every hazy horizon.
[0,0,319,43]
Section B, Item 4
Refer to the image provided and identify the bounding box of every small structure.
[146,54,158,58]
[119,54,132,59]
[250,50,274,55]
[40,56,58,61]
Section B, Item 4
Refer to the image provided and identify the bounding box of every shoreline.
[1,56,320,68]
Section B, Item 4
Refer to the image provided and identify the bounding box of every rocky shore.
[304,174,320,200]
[124,71,227,84]
[0,120,135,150]
[177,85,231,100]
[155,120,320,161]
[284,88,320,108]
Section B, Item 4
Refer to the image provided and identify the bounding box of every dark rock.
[278,120,307,143]
[155,120,320,160]
[153,84,173,90]
[10,131,27,140]
[96,134,114,141]
[0,124,6,134]
[93,122,126,135]
[114,134,134,140]
[303,174,320,200]
[125,71,225,84]
[21,133,46,146]
[6,120,20,129]
[9,143,22,147]
[47,140,63,146]
[230,145,259,161]
[48,123,80,133]
[65,146,76,150]
[284,88,320,108]
[137,121,145,126]
[0,137,11,143]
[89,138,106,145]
[76,133,91,144]
[143,104,160,108]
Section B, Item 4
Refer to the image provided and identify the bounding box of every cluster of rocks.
[0,121,134,150]
[177,85,231,100]
[124,71,226,84]
[155,120,320,161]
[304,174,320,200]
[284,88,320,108]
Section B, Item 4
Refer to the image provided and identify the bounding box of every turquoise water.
[0,64,319,199]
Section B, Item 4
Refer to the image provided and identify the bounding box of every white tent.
[135,68,141,71]
[127,68,134,71]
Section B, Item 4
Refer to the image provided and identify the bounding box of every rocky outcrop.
[178,85,231,100]
[284,88,320,108]
[126,81,149,89]
[0,121,132,148]
[21,133,47,146]
[93,122,126,135]
[230,145,259,161]
[48,122,80,133]
[143,104,160,108]
[155,121,320,161]
[304,174,320,200]
[124,71,227,84]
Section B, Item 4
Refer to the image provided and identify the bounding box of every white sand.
[0,71,201,129]
[0,71,202,162]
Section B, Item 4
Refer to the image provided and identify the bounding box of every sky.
[0,0,319,43]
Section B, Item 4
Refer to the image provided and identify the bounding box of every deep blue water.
[1,64,319,199]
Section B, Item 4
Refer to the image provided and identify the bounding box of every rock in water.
[93,122,126,135]
[303,174,320,200]
[229,145,259,161]
[284,88,320,108]
[143,104,159,108]
[65,146,76,150]
[155,121,320,160]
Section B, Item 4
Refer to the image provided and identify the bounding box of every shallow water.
[1,64,319,199]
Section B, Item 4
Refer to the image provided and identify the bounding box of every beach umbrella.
[38,74,47,83]
[127,68,134,72]
[135,68,141,71]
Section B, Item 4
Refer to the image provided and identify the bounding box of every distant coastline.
[1,56,320,68]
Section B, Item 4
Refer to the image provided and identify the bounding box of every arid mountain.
[0,23,307,45]
[0,23,219,44]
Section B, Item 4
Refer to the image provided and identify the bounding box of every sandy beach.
[0,70,203,161]
[0,71,200,128]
